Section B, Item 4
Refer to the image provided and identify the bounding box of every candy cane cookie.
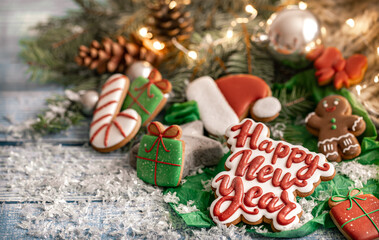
[90,74,141,152]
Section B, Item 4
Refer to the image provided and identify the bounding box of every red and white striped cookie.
[90,74,141,152]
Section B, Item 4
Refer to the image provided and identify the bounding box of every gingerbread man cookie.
[305,95,366,162]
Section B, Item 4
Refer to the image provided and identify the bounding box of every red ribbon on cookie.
[145,122,182,153]
[134,69,171,98]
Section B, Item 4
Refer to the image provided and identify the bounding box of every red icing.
[326,106,336,112]
[211,119,333,229]
[101,75,127,90]
[216,75,269,118]
[331,194,379,240]
[307,47,368,89]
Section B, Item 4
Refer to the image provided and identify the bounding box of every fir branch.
[31,95,85,135]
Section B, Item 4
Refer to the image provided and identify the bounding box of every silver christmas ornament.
[266,6,323,69]
[79,90,99,116]
[125,61,153,82]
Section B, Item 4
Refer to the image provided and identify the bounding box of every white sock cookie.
[90,74,141,152]
[186,76,239,136]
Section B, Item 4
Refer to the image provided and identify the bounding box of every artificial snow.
[334,160,379,188]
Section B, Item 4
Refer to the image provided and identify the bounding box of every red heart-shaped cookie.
[216,74,271,119]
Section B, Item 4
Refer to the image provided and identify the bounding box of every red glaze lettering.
[271,143,290,164]
[258,193,284,213]
[256,165,274,183]
[286,148,307,168]
[258,140,275,153]
[249,124,264,150]
[245,156,265,181]
[244,186,263,207]
[280,172,307,190]
[231,120,252,148]
[297,154,330,180]
[277,191,297,225]
[213,176,258,221]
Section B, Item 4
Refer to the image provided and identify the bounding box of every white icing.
[210,119,335,231]
[352,117,363,131]
[317,133,354,146]
[90,74,140,150]
[252,97,281,118]
[342,144,360,153]
[186,76,239,136]
[304,112,315,123]
[325,152,338,158]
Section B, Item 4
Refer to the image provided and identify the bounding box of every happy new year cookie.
[90,74,141,152]
[215,74,281,122]
[210,119,335,231]
[305,95,366,162]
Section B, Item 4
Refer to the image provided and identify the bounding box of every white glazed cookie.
[251,96,281,119]
[90,74,141,152]
[210,119,335,231]
[186,76,239,136]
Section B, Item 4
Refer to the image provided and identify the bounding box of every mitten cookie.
[305,95,366,162]
[210,119,335,231]
[90,74,141,152]
[136,122,185,187]
[215,74,281,122]
[328,188,379,240]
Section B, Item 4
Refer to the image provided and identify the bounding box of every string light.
[188,51,198,60]
[377,46,379,56]
[355,85,362,96]
[374,75,379,83]
[169,1,177,9]
[346,18,355,28]
[139,27,148,38]
[298,1,307,10]
[226,29,234,38]
[245,5,257,17]
[153,41,165,50]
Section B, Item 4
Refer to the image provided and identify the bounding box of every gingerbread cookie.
[210,119,335,231]
[90,74,142,152]
[136,122,185,187]
[328,188,379,240]
[305,95,366,162]
[215,74,281,122]
[306,46,368,90]
[186,76,239,136]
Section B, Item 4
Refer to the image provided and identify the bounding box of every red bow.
[145,122,182,153]
[134,69,172,98]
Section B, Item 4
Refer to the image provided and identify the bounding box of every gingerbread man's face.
[315,95,349,117]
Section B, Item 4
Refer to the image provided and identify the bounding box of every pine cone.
[147,0,193,43]
[75,35,162,74]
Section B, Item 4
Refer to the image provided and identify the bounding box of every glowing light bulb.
[355,85,362,95]
[169,1,177,9]
[139,27,148,38]
[346,18,355,28]
[377,46,379,56]
[245,5,257,17]
[374,75,379,83]
[188,51,197,60]
[298,1,307,10]
[153,41,165,50]
[226,29,233,38]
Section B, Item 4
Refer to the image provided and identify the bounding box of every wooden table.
[0,1,344,239]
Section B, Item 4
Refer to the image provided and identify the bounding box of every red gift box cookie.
[328,188,379,240]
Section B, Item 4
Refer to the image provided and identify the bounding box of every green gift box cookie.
[122,69,171,126]
[137,122,185,187]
